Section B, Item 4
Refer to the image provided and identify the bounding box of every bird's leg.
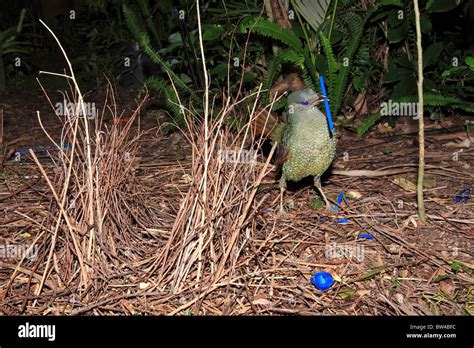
[279,176,287,216]
[314,176,331,210]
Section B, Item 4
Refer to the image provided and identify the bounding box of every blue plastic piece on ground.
[333,192,344,212]
[337,218,349,224]
[337,192,344,204]
[311,272,334,291]
[454,188,470,203]
[319,216,331,223]
[358,233,374,240]
[15,144,72,156]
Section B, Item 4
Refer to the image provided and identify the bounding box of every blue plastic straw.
[319,75,334,134]
[15,144,71,156]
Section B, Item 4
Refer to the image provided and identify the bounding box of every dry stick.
[39,19,96,264]
[331,162,471,177]
[215,142,277,281]
[168,266,294,315]
[4,228,48,295]
[35,106,81,295]
[366,218,473,284]
[28,150,85,283]
[0,108,3,170]
[413,0,426,222]
[196,0,210,287]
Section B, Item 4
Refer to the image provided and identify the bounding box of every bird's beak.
[308,94,327,106]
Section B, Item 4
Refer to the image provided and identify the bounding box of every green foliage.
[240,17,322,106]
[240,18,302,51]
[426,0,463,13]
[356,111,381,136]
[317,0,403,115]
[145,76,185,125]
[354,0,474,134]
[262,56,282,104]
[293,0,332,34]
[0,8,33,91]
[356,93,474,136]
[123,2,198,122]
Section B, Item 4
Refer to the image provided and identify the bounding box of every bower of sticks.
[0,79,473,316]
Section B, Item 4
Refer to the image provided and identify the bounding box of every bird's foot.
[323,198,332,211]
[279,205,288,216]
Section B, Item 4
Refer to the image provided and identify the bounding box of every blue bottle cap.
[310,272,334,291]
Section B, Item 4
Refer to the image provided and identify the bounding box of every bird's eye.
[301,101,308,106]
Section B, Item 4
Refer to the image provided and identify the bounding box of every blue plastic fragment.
[337,193,344,204]
[311,272,334,291]
[319,75,334,134]
[15,144,72,156]
[337,218,349,224]
[333,192,344,211]
[454,188,470,203]
[358,233,374,240]
[263,207,270,214]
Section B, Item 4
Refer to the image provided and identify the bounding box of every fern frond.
[122,3,145,39]
[357,92,474,136]
[398,93,474,113]
[324,0,403,115]
[138,0,160,46]
[276,49,305,67]
[242,18,303,51]
[357,111,381,136]
[145,76,185,124]
[318,31,339,106]
[262,56,282,104]
[301,47,320,91]
[123,3,196,101]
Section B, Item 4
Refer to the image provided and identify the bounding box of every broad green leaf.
[423,42,443,68]
[339,290,357,299]
[383,66,412,83]
[420,14,432,33]
[393,55,415,70]
[293,0,331,32]
[388,10,405,28]
[202,25,224,41]
[387,20,409,43]
[391,77,417,99]
[179,73,192,84]
[426,0,462,12]
[465,56,474,68]
[210,63,228,80]
[168,32,182,44]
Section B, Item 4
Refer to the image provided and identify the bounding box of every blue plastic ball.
[311,272,334,291]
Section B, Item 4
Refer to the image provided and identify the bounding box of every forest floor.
[0,86,473,315]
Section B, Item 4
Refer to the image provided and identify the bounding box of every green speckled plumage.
[274,88,337,213]
[277,88,337,183]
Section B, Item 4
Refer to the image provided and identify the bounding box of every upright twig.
[39,19,97,259]
[413,0,426,222]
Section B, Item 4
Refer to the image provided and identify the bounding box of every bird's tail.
[251,108,280,138]
[252,73,306,139]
